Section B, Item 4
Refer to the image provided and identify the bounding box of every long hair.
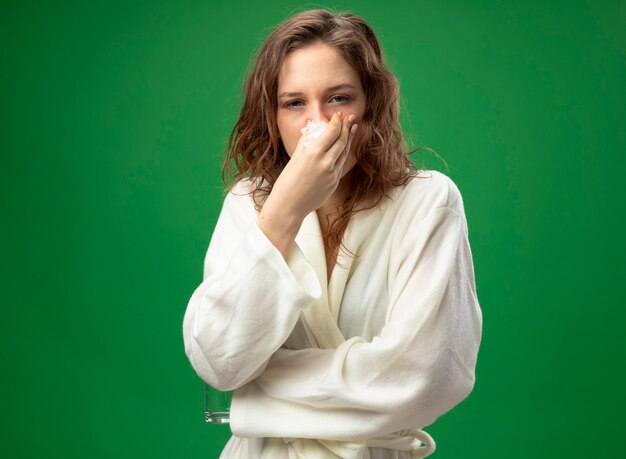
[222,9,434,258]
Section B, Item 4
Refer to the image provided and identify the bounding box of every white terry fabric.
[182,170,483,458]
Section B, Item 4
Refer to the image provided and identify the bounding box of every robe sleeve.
[229,189,483,440]
[182,183,322,391]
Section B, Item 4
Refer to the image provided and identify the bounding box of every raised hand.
[257,111,358,259]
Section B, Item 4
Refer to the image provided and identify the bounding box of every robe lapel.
[296,203,386,350]
[328,204,384,325]
[295,211,346,349]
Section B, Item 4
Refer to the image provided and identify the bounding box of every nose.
[307,103,332,123]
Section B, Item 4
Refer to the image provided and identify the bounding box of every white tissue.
[300,120,328,146]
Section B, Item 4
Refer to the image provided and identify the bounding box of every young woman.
[183,9,482,459]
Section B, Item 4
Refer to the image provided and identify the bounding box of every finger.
[307,112,343,152]
[334,123,357,172]
[343,118,357,157]
[335,121,354,165]
[326,113,353,162]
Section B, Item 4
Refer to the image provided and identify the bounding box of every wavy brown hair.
[222,8,438,258]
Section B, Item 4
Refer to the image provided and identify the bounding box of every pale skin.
[257,42,366,281]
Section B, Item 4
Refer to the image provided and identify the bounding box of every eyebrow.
[278,83,356,98]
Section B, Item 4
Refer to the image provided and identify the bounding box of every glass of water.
[204,383,231,424]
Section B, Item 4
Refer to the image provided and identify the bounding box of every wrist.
[257,202,304,259]
[261,194,307,231]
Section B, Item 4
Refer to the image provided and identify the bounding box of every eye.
[285,100,304,109]
[330,95,350,104]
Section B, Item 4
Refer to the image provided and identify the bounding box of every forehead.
[277,42,361,91]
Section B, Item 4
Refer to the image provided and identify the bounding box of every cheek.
[281,131,299,157]
[278,120,303,157]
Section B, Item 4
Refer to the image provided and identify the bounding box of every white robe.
[182,170,483,458]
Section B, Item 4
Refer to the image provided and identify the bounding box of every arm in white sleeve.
[230,197,483,440]
[182,184,322,391]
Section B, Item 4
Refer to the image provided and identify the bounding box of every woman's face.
[276,42,366,177]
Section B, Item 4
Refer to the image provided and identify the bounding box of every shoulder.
[223,177,265,207]
[217,177,265,224]
[228,177,259,197]
[392,169,466,216]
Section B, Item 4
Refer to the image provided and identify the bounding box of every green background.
[2,0,624,457]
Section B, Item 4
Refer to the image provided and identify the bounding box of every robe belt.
[365,428,435,458]
[276,428,436,459]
